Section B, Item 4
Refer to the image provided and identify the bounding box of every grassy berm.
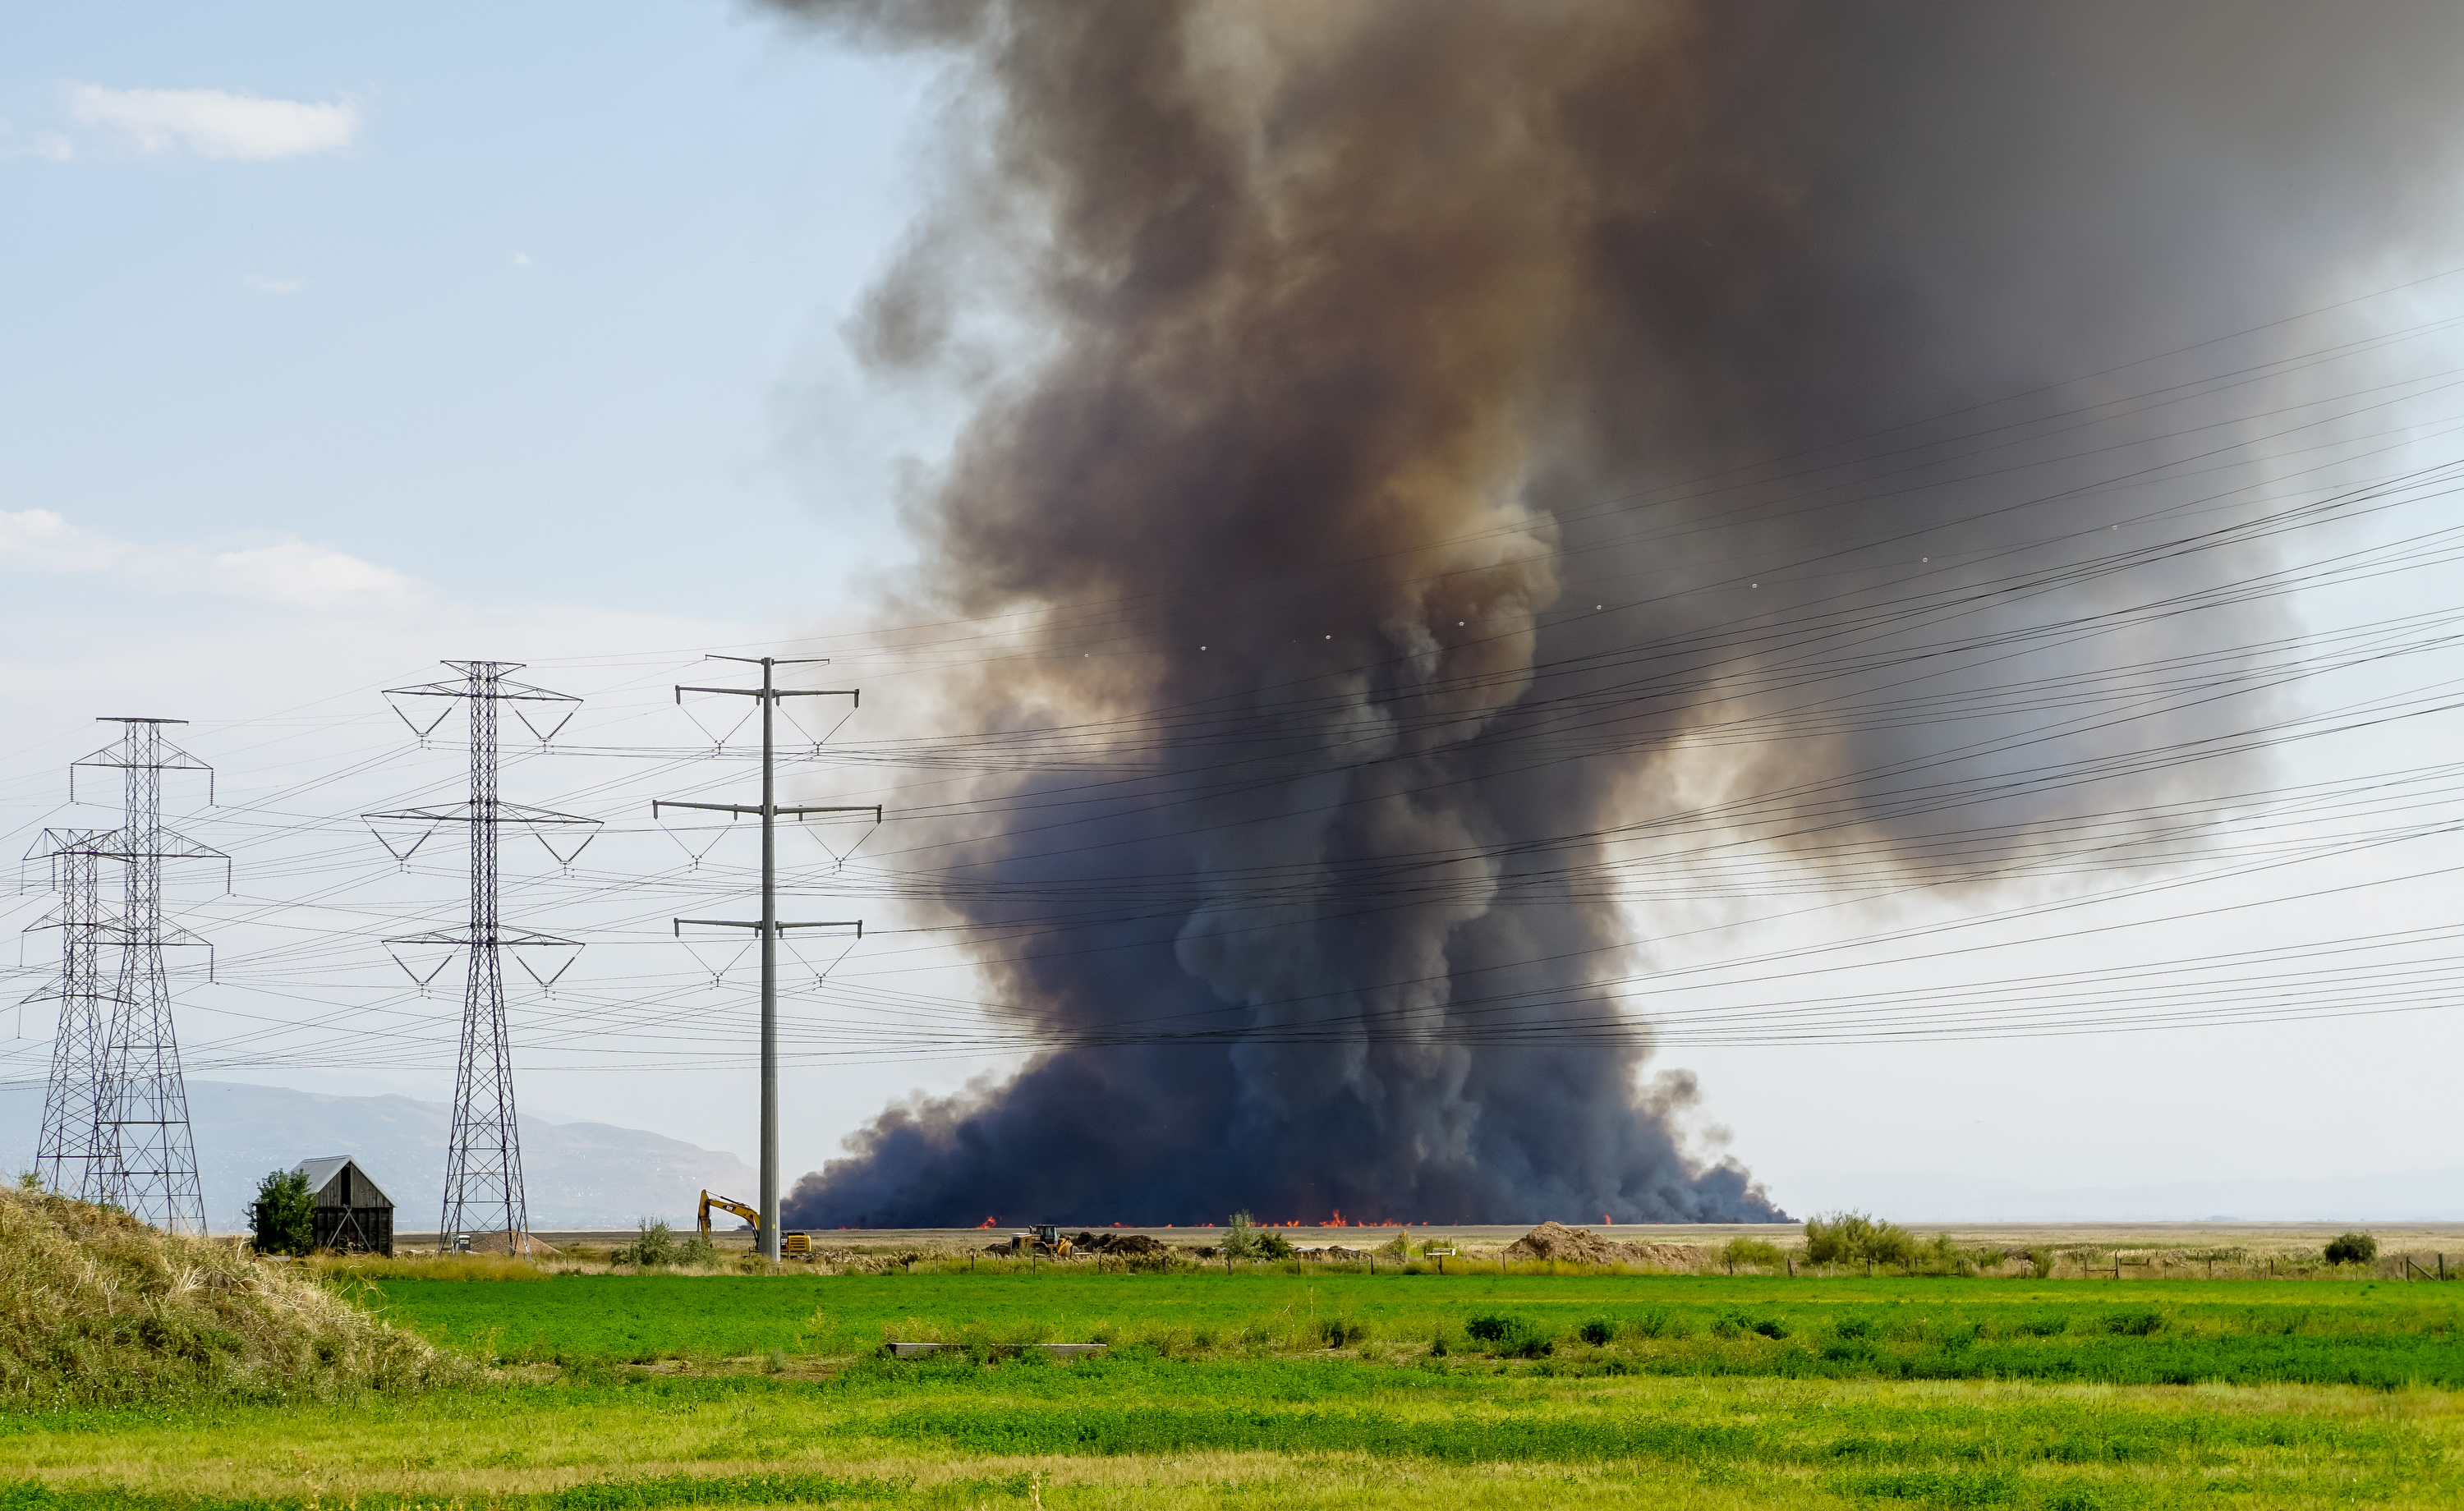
[0,1182,452,1407]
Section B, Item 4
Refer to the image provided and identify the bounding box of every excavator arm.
[698,1189,761,1235]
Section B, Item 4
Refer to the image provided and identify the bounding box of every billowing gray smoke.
[768,0,2464,1226]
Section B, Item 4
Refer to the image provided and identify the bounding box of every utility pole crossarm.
[368,801,598,825]
[652,800,881,821]
[673,918,865,937]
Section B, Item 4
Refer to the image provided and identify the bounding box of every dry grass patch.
[0,1180,457,1406]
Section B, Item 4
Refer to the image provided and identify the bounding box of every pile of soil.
[1501,1220,1704,1270]
[462,1231,560,1257]
[1073,1232,1169,1256]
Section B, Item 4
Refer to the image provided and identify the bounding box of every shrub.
[247,1168,315,1257]
[1221,1211,1277,1261]
[1719,1236,1786,1274]
[1316,1316,1369,1348]
[1579,1316,1620,1346]
[1712,1311,1788,1340]
[678,1230,719,1266]
[1464,1313,1553,1357]
[2324,1232,2378,1265]
[614,1219,681,1268]
[1804,1211,1915,1272]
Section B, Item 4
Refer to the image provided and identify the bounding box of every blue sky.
[1,1,942,618]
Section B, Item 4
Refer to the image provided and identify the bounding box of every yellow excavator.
[698,1190,811,1255]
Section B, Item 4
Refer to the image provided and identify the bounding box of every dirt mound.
[1077,1232,1169,1256]
[1501,1220,1622,1264]
[460,1231,560,1257]
[1501,1221,1704,1270]
[0,1182,452,1405]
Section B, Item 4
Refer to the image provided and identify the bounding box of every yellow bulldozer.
[1009,1224,1073,1259]
[699,1189,811,1255]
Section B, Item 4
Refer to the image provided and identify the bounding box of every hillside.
[0,1180,449,1405]
[0,1080,756,1232]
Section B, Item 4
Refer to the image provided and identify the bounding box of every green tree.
[249,1168,315,1256]
[2324,1232,2378,1265]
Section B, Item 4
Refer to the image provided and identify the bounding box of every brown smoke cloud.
[764,0,2464,1225]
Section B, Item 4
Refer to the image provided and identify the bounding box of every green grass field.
[358,1270,2464,1389]
[7,1270,2462,1509]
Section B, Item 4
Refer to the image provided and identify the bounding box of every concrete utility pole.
[658,656,874,1262]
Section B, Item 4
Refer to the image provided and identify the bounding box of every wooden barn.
[294,1155,394,1256]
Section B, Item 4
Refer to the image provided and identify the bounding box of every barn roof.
[292,1155,393,1210]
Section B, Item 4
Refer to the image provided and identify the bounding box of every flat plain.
[6,1264,2463,1509]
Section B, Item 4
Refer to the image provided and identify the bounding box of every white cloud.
[0,508,420,611]
[511,251,532,268]
[0,509,119,573]
[195,540,417,612]
[66,85,360,161]
[245,274,306,295]
[0,120,74,162]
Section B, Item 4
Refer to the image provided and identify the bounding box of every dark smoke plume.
[768,0,2464,1226]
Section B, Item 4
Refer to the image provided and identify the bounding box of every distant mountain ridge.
[0,1080,755,1233]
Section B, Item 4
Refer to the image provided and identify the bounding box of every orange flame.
[977,1215,999,1229]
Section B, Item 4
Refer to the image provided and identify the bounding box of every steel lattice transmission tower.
[370,661,595,1254]
[67,719,221,1231]
[28,826,115,1201]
